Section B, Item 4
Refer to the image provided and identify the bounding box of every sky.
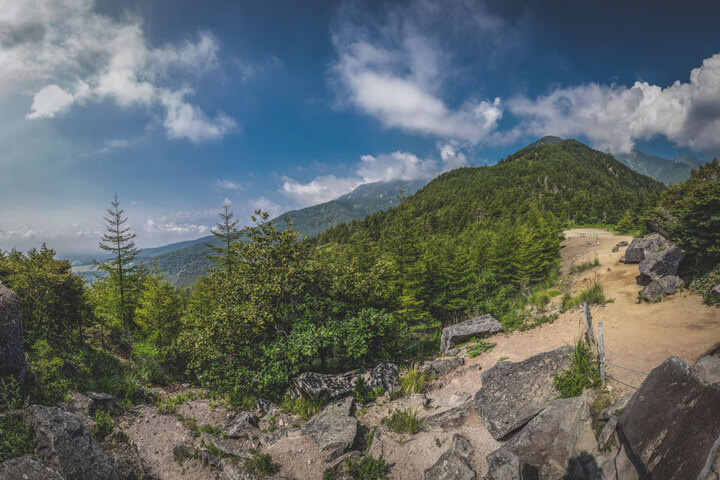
[1,0,720,257]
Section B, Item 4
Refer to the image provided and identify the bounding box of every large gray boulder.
[421,357,464,378]
[474,346,572,440]
[440,314,503,354]
[622,233,669,263]
[222,411,260,438]
[424,433,475,480]
[0,281,25,383]
[639,275,684,301]
[486,397,590,480]
[292,363,399,401]
[0,455,65,480]
[696,355,720,384]
[618,356,720,479]
[23,405,120,480]
[302,396,357,462]
[422,396,474,432]
[636,245,684,285]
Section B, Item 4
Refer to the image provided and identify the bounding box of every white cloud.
[215,179,244,190]
[281,175,361,206]
[1,0,236,143]
[223,197,232,206]
[144,217,210,236]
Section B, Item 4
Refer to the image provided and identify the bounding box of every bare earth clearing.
[116,229,719,479]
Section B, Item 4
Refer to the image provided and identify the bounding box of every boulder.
[0,455,65,480]
[485,450,520,480]
[622,233,669,263]
[597,393,632,422]
[421,357,464,378]
[486,397,590,480]
[292,363,399,401]
[302,396,357,462]
[0,281,25,383]
[474,345,572,440]
[424,433,475,480]
[618,356,720,479]
[440,314,503,354]
[201,432,251,459]
[710,284,720,303]
[639,275,684,301]
[23,405,119,480]
[222,411,260,438]
[422,399,473,432]
[85,392,119,413]
[101,431,157,480]
[696,355,720,384]
[636,245,684,285]
[59,393,97,431]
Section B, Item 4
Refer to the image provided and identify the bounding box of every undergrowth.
[280,396,323,420]
[345,455,389,479]
[561,282,613,312]
[399,364,428,396]
[90,407,114,441]
[553,337,601,398]
[382,408,423,434]
[467,339,496,358]
[244,450,278,478]
[569,257,600,275]
[352,377,384,405]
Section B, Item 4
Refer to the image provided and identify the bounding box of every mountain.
[614,148,704,184]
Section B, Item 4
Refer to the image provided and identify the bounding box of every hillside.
[614,148,704,184]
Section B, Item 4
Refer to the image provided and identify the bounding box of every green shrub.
[561,282,613,312]
[382,408,423,435]
[280,396,323,421]
[345,455,388,479]
[0,378,35,462]
[467,339,496,358]
[244,451,278,478]
[399,363,428,396]
[353,377,384,405]
[199,424,222,436]
[569,258,600,275]
[553,337,601,398]
[90,407,114,440]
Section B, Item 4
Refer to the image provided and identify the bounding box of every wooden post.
[583,303,595,347]
[598,322,606,388]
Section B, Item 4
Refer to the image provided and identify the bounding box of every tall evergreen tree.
[206,205,243,274]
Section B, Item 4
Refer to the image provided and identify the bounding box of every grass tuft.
[382,407,423,435]
[553,337,601,398]
[399,363,429,396]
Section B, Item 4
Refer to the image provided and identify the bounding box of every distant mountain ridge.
[614,149,704,184]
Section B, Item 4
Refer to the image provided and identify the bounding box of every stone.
[424,433,475,480]
[485,450,520,480]
[84,392,119,413]
[201,432,252,459]
[0,281,25,383]
[710,284,720,303]
[440,314,503,354]
[220,458,258,480]
[222,411,260,438]
[597,416,618,449]
[597,393,632,421]
[59,393,97,431]
[0,454,65,480]
[474,345,572,440]
[639,275,684,301]
[101,431,157,480]
[696,355,720,384]
[618,356,720,479]
[292,363,399,401]
[486,397,590,480]
[636,245,684,285]
[421,356,464,378]
[622,233,669,263]
[617,241,628,247]
[302,396,357,462]
[23,405,120,480]
[422,399,473,432]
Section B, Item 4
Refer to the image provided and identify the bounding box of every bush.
[467,338,496,358]
[561,282,613,312]
[382,408,423,434]
[280,396,323,421]
[345,455,388,479]
[568,258,600,275]
[244,451,278,478]
[399,363,428,396]
[353,377,384,405]
[0,377,35,462]
[90,407,114,441]
[553,337,601,398]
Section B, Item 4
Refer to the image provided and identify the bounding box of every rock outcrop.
[421,357,464,378]
[101,431,157,480]
[618,356,720,479]
[0,454,65,480]
[424,433,475,480]
[695,355,720,384]
[639,275,684,301]
[622,233,668,263]
[422,395,474,432]
[302,396,357,462]
[474,346,572,440]
[0,281,25,383]
[23,405,120,480]
[292,363,399,401]
[440,314,503,354]
[710,284,720,303]
[222,411,260,438]
[636,245,684,285]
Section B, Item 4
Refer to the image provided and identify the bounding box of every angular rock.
[302,396,357,462]
[485,450,520,480]
[617,241,628,247]
[0,454,65,480]
[424,433,475,480]
[636,245,684,285]
[597,393,632,421]
[486,397,590,480]
[618,356,720,479]
[85,392,119,413]
[421,356,464,378]
[0,281,25,383]
[23,405,119,480]
[201,432,252,459]
[220,458,258,480]
[101,431,157,480]
[597,416,618,449]
[59,393,97,431]
[710,284,720,304]
[623,233,669,263]
[422,399,473,432]
[696,355,720,384]
[222,411,260,438]
[440,314,503,354]
[639,275,684,301]
[474,345,572,440]
[292,363,399,401]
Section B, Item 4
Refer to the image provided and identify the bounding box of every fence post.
[598,322,606,388]
[583,303,595,347]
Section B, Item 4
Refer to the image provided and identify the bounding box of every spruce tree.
[206,205,242,274]
[96,193,141,343]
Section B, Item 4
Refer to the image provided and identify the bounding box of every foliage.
[353,377,384,405]
[280,396,323,420]
[90,407,114,441]
[382,408,423,435]
[244,451,278,478]
[568,258,600,275]
[467,339,496,358]
[554,337,601,398]
[345,455,389,480]
[205,205,243,274]
[690,263,720,304]
[561,282,613,312]
[399,363,428,395]
[0,378,35,462]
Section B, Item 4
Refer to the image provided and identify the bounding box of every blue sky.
[1,0,720,256]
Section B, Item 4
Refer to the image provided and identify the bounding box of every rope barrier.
[604,361,649,376]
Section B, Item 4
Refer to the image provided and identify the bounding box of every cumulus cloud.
[144,217,210,236]
[0,0,236,143]
[215,179,244,190]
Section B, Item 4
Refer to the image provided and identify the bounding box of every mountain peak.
[528,135,565,148]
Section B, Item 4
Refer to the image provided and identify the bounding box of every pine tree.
[206,205,243,274]
[96,193,141,344]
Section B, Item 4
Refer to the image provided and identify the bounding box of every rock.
[0,454,65,480]
[292,363,399,401]
[486,397,590,480]
[617,241,628,247]
[597,416,618,448]
[424,433,475,480]
[710,284,720,303]
[172,443,220,468]
[256,399,274,414]
[23,405,120,480]
[622,233,669,263]
[201,432,251,459]
[101,431,157,480]
[220,458,259,480]
[302,396,357,462]
[618,356,720,479]
[612,245,620,253]
[597,393,632,421]
[440,314,503,354]
[59,393,97,431]
[474,345,572,440]
[422,399,473,432]
[0,281,25,383]
[696,355,720,384]
[222,411,260,438]
[421,357,464,378]
[639,275,684,301]
[485,450,520,480]
[84,392,119,413]
[636,245,684,285]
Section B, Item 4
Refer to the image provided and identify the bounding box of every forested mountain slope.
[615,148,704,184]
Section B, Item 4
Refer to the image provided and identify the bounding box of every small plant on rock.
[399,363,428,395]
[553,337,601,398]
[244,450,278,478]
[345,455,388,480]
[382,407,423,435]
[90,407,114,441]
[467,339,496,358]
[353,377,384,405]
[280,395,323,420]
